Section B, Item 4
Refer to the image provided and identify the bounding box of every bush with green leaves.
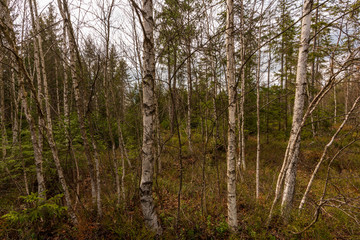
[1,192,69,239]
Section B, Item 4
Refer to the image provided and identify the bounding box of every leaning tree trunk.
[139,0,162,234]
[226,0,238,231]
[280,0,313,221]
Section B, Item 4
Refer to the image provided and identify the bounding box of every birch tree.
[280,0,313,220]
[238,0,246,172]
[226,0,238,231]
[138,0,162,234]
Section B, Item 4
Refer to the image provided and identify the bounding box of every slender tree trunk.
[55,60,61,115]
[105,94,121,205]
[280,0,313,220]
[309,0,319,137]
[89,123,102,217]
[28,0,44,158]
[61,22,80,205]
[279,35,284,132]
[168,75,183,234]
[226,0,238,231]
[333,85,337,124]
[239,0,246,171]
[284,59,288,133]
[212,57,221,197]
[0,53,10,192]
[106,89,122,206]
[11,66,19,148]
[256,0,264,199]
[155,85,161,173]
[18,107,29,195]
[57,0,97,206]
[139,0,162,233]
[266,49,271,144]
[167,46,174,134]
[0,53,6,155]
[186,39,193,155]
[10,68,29,195]
[116,118,127,201]
[345,73,349,114]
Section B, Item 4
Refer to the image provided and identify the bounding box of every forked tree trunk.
[226,0,238,231]
[139,0,162,234]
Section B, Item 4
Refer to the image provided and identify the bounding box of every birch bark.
[226,0,238,231]
[139,0,162,233]
[239,0,246,171]
[281,0,313,220]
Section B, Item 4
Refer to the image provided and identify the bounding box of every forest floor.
[1,129,360,239]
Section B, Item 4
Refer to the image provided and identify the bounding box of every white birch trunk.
[239,0,246,171]
[226,0,238,231]
[139,0,162,234]
[281,0,313,220]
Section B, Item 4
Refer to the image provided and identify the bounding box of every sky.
[11,0,354,89]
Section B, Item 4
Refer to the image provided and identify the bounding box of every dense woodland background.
[1,0,360,238]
